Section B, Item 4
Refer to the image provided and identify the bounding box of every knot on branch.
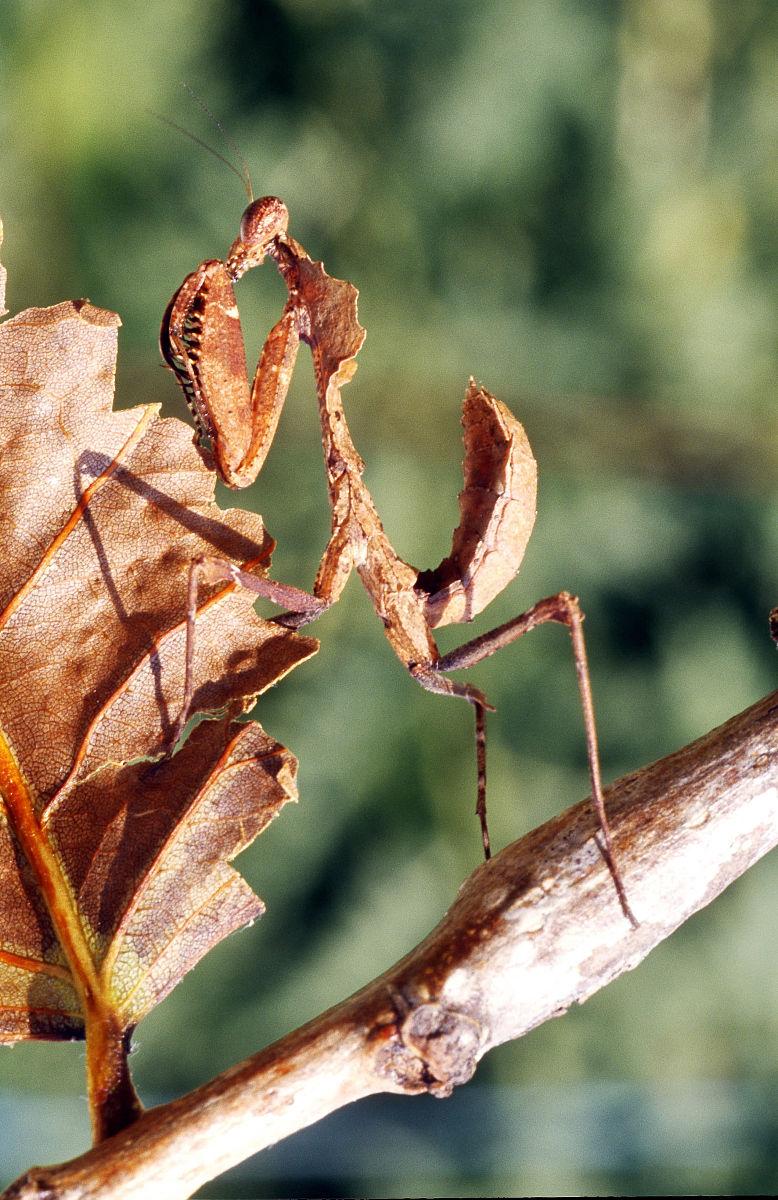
[377,1000,485,1098]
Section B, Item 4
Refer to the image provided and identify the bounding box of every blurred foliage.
[0,0,776,1196]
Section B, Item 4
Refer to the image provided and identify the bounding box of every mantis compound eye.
[240,196,289,247]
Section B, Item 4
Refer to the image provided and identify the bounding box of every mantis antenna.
[149,84,254,203]
[179,82,254,203]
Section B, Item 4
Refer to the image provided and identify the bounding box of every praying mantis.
[161,191,636,926]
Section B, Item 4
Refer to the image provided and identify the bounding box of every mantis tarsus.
[161,193,636,927]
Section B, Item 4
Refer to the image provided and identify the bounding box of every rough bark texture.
[5,690,777,1200]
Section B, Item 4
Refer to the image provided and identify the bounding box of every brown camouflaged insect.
[161,181,635,927]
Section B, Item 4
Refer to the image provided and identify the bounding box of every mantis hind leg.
[408,664,493,860]
[422,592,636,926]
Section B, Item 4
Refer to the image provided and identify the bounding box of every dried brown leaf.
[0,254,317,1051]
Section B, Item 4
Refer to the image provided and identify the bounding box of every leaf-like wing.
[0,245,316,1043]
[417,379,538,627]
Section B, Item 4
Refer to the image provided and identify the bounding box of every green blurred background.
[1,1,776,1195]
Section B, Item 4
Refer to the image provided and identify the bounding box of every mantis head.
[226,196,289,281]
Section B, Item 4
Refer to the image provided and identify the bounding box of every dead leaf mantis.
[161,187,636,926]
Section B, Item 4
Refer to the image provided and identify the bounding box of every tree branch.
[5,690,777,1200]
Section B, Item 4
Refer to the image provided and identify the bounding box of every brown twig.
[5,690,777,1200]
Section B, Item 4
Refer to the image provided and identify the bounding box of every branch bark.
[5,690,777,1200]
